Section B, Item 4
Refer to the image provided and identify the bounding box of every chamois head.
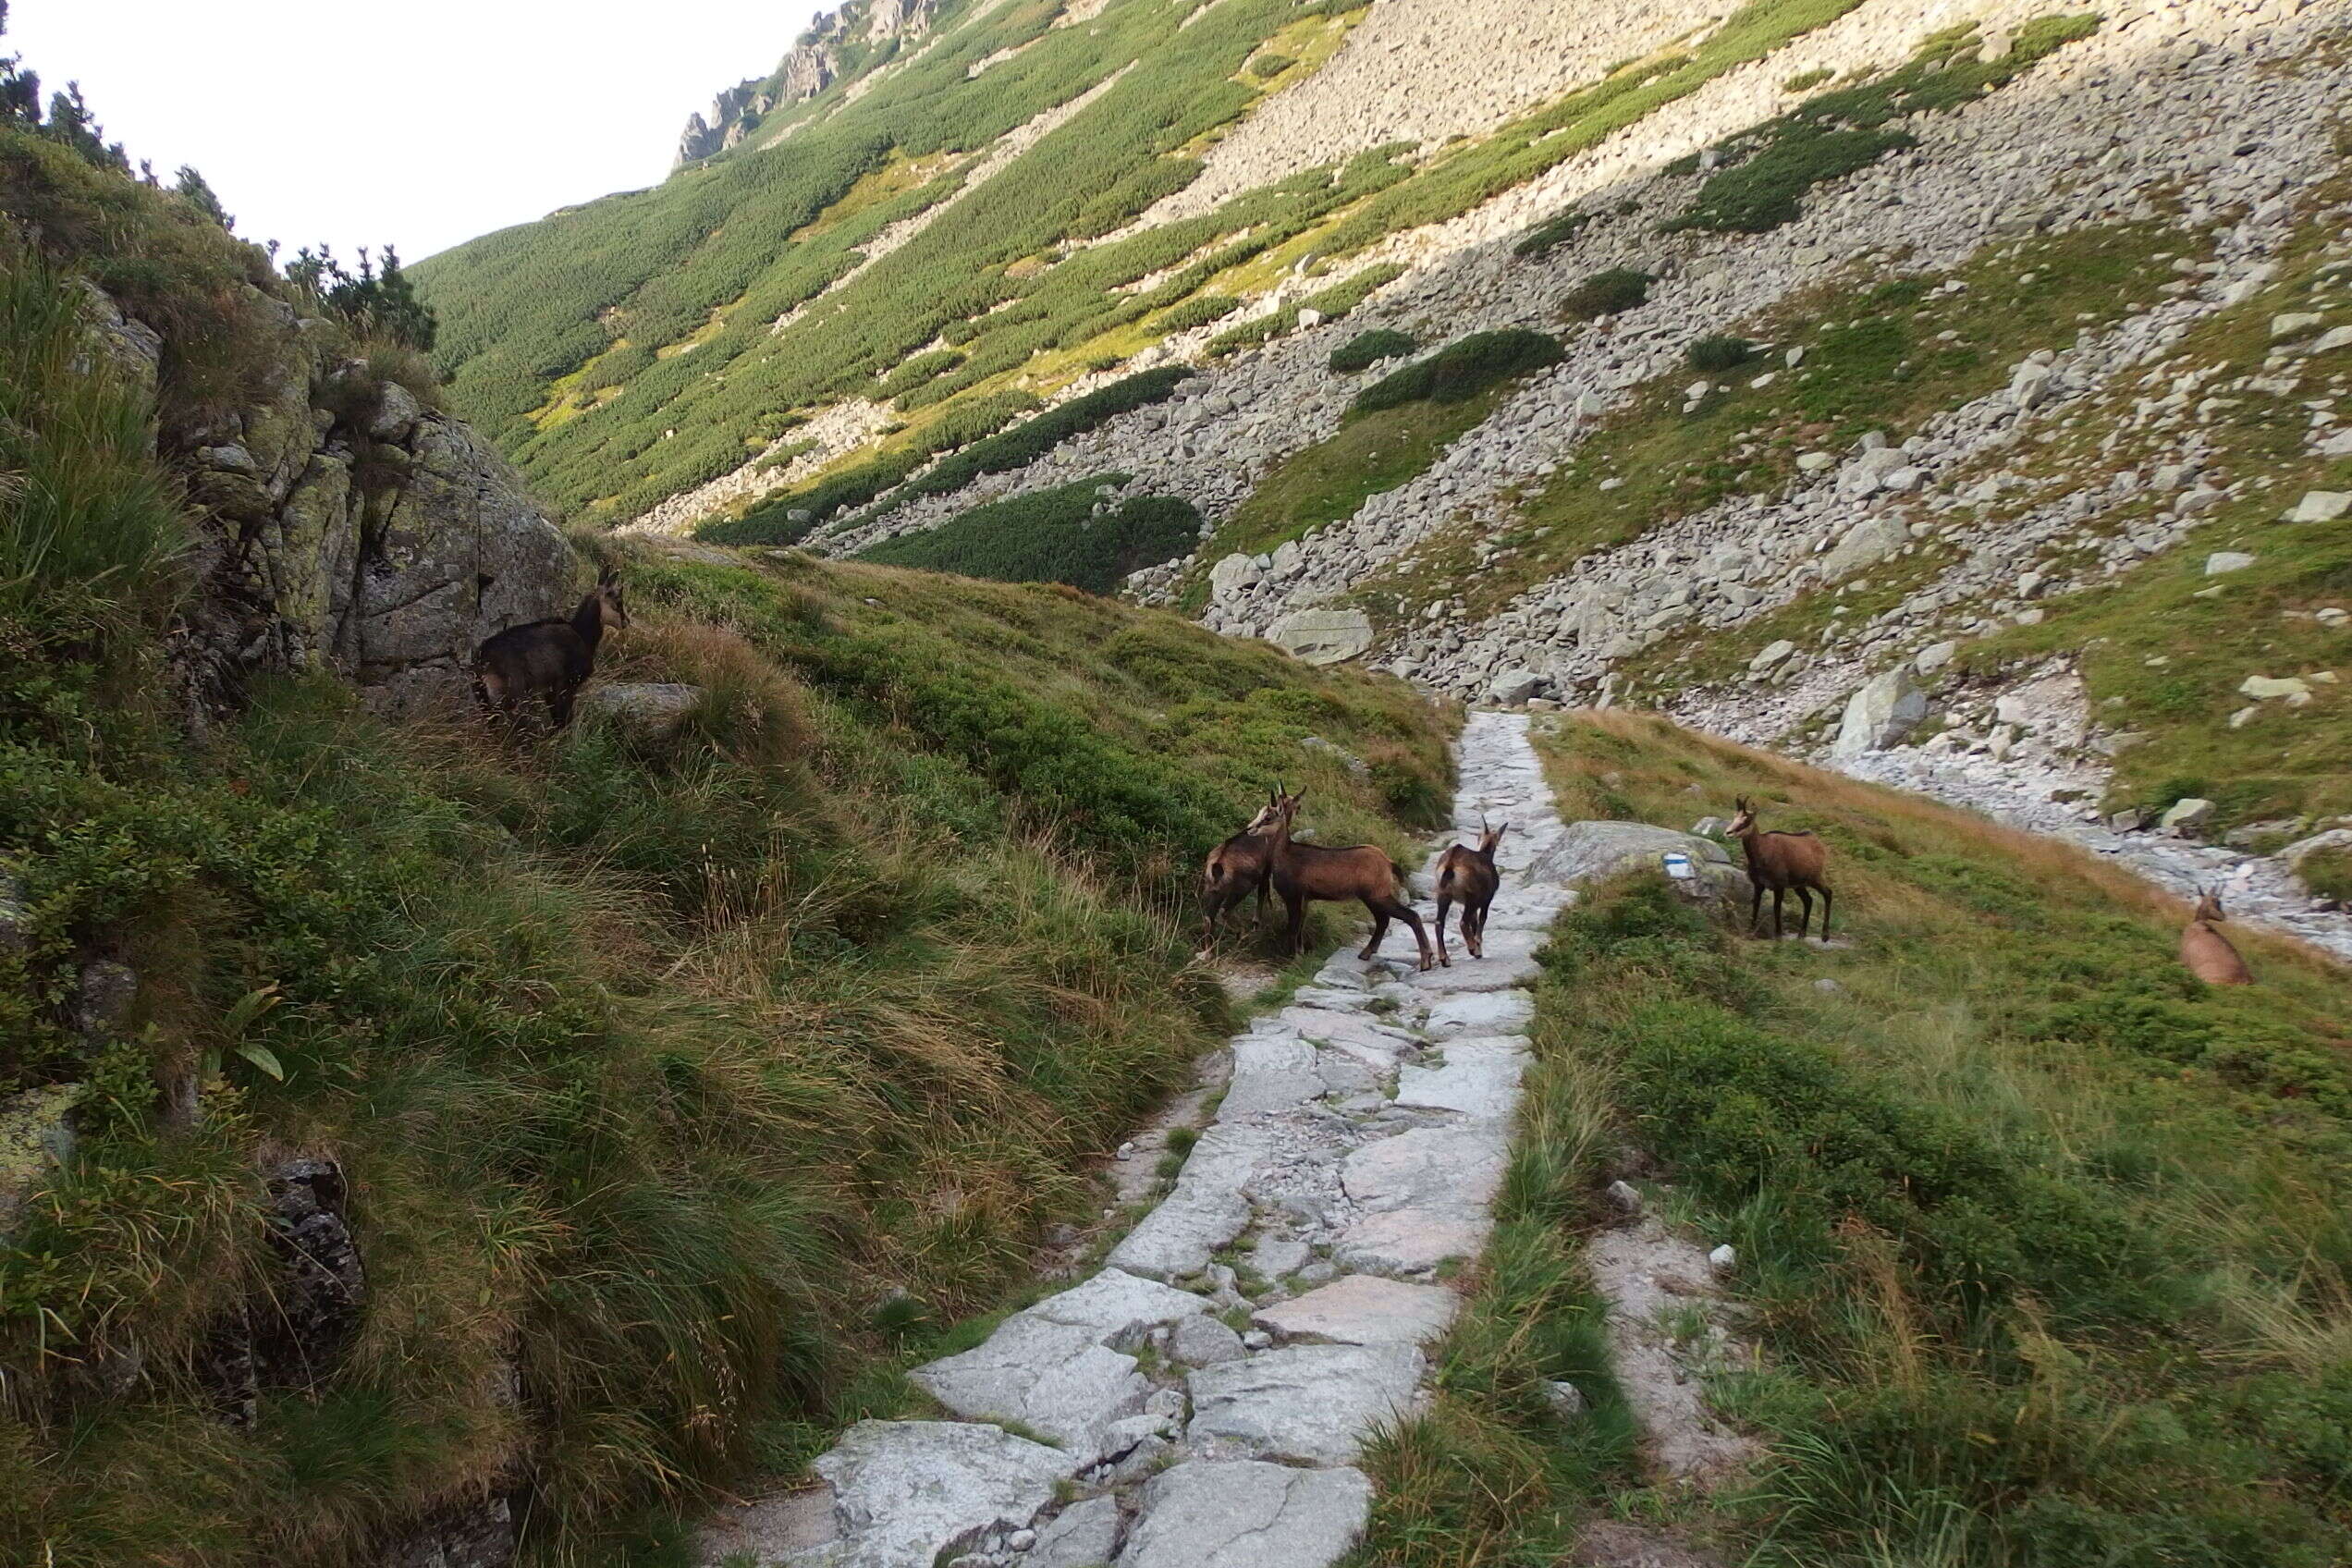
[587,568,631,634]
[2192,887,2228,925]
[1727,795,1758,837]
[1476,815,1509,855]
[1269,782,1306,825]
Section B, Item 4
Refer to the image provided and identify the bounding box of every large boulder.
[1525,821,1749,907]
[1209,552,1267,602]
[1819,516,1909,581]
[1266,608,1375,666]
[1832,667,1929,756]
[578,682,704,741]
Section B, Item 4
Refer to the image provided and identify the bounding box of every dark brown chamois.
[1727,794,1832,940]
[1266,790,1437,972]
[473,569,629,729]
[1434,817,1508,964]
[1198,790,1286,951]
[2180,888,2253,986]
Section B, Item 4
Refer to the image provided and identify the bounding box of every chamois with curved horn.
[1434,816,1508,963]
[1266,789,1438,972]
[1727,794,1832,940]
[474,568,630,729]
[2180,887,2253,986]
[1198,788,1284,951]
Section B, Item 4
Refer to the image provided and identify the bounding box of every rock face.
[1118,1461,1373,1568]
[89,286,579,720]
[674,0,944,165]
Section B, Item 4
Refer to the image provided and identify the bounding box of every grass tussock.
[1513,709,2352,1567]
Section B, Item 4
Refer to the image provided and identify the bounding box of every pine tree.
[172,165,234,231]
[44,82,129,172]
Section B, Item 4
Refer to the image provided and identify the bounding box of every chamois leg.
[1748,879,1766,937]
[1467,897,1488,959]
[548,682,581,729]
[1283,891,1309,957]
[1361,901,1391,960]
[1770,887,1787,939]
[1255,873,1270,925]
[1817,884,1833,941]
[1390,900,1436,973]
[1792,886,1814,941]
[1433,891,1453,967]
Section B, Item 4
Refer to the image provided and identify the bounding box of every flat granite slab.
[793,1420,1079,1568]
[1116,1460,1371,1568]
[1253,1274,1461,1347]
[1185,1341,1425,1464]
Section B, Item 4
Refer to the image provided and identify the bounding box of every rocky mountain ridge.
[675,0,946,165]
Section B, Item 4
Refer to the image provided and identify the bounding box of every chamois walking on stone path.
[1433,818,1508,964]
[2180,888,2254,986]
[699,712,1575,1568]
[1268,789,1438,971]
[1727,795,1832,940]
[473,569,629,729]
[1197,790,1283,952]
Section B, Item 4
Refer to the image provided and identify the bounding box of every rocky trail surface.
[701,713,1576,1567]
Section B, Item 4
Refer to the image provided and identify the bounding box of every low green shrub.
[1687,334,1758,373]
[1156,294,1243,333]
[857,477,1201,594]
[1328,328,1415,374]
[1348,329,1564,417]
[1246,52,1295,78]
[1512,207,1591,259]
[1782,67,1834,91]
[1559,267,1652,321]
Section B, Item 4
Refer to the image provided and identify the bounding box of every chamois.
[1198,790,1283,951]
[473,569,630,729]
[1727,794,1832,940]
[2180,888,2253,986]
[1266,789,1438,972]
[1434,817,1508,963]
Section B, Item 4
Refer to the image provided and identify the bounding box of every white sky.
[9,0,824,263]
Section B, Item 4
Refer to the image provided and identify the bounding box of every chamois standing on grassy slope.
[1434,818,1508,964]
[1727,794,1833,940]
[474,569,630,729]
[1266,789,1438,972]
[2180,888,2254,986]
[1198,790,1283,951]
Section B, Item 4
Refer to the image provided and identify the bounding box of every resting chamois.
[1266,789,1438,972]
[2180,888,2253,986]
[1727,794,1832,940]
[1198,791,1284,951]
[1434,817,1508,964]
[474,569,629,729]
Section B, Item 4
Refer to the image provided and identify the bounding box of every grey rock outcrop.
[92,283,581,720]
[1525,820,1747,906]
[1832,667,1929,756]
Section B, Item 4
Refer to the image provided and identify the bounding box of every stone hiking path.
[708,713,1574,1568]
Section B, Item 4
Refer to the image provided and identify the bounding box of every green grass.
[1203,262,1408,358]
[1667,17,2101,234]
[855,475,1202,594]
[1349,1011,1641,1566]
[0,216,1452,1564]
[1516,711,2352,1568]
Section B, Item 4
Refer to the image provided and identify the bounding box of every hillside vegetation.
[1360,710,2352,1566]
[0,138,1451,1565]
